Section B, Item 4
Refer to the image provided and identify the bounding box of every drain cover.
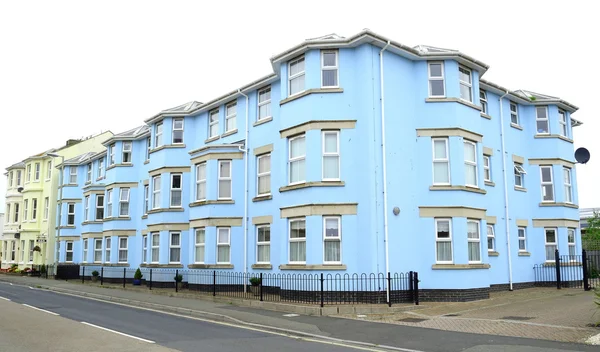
[501,316,533,321]
[398,317,428,323]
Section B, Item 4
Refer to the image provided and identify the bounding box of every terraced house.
[31,30,585,300]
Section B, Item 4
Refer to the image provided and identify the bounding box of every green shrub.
[174,274,183,282]
[134,268,143,280]
[249,277,261,286]
[91,270,99,277]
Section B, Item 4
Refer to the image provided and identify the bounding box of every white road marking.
[9,283,13,286]
[22,304,59,316]
[283,313,299,317]
[587,332,600,345]
[357,315,367,318]
[81,322,155,344]
[0,296,11,301]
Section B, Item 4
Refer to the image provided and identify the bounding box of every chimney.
[65,139,80,147]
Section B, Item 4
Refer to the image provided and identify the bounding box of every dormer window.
[321,51,338,88]
[289,56,305,96]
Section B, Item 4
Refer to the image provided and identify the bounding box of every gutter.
[498,90,514,291]
[379,41,391,304]
[237,89,250,286]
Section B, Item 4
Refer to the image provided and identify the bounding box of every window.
[26,164,31,183]
[83,239,88,263]
[322,131,340,180]
[106,189,113,218]
[257,154,271,196]
[518,227,527,252]
[321,50,338,87]
[84,196,90,221]
[94,239,102,262]
[85,163,92,183]
[34,163,40,181]
[6,204,10,224]
[514,163,526,187]
[289,219,306,263]
[152,175,161,209]
[545,228,557,262]
[23,199,29,221]
[20,240,25,262]
[14,203,19,223]
[435,219,452,263]
[46,161,52,180]
[217,227,231,264]
[540,166,554,202]
[109,144,116,165]
[28,240,34,262]
[142,235,147,264]
[8,171,13,187]
[170,174,182,207]
[563,167,572,203]
[16,170,22,186]
[11,241,15,262]
[43,197,49,220]
[146,137,151,160]
[155,122,163,147]
[97,159,104,179]
[467,220,481,263]
[122,142,132,163]
[324,217,341,264]
[218,160,232,200]
[195,228,205,263]
[105,237,111,263]
[535,106,549,134]
[69,166,77,184]
[65,241,73,263]
[31,198,37,221]
[169,232,181,263]
[209,109,219,138]
[225,102,236,132]
[510,102,519,125]
[151,233,159,263]
[289,135,306,184]
[95,195,104,220]
[257,225,270,264]
[567,229,576,258]
[289,56,305,96]
[483,156,491,182]
[257,87,271,121]
[459,66,472,102]
[428,62,445,97]
[559,110,567,137]
[67,203,75,225]
[144,185,149,214]
[480,90,487,114]
[172,118,184,144]
[118,237,128,263]
[432,138,450,185]
[196,163,206,201]
[464,141,478,187]
[119,188,130,216]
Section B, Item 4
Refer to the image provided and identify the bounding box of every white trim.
[46,161,52,180]
[155,122,163,148]
[216,227,231,264]
[86,163,92,183]
[544,228,557,262]
[514,162,526,187]
[118,237,128,263]
[195,163,206,201]
[69,166,77,184]
[567,228,576,259]
[483,155,491,182]
[225,101,237,132]
[467,220,481,263]
[145,137,151,161]
[256,154,271,197]
[486,224,495,252]
[256,225,271,264]
[151,232,159,264]
[535,106,550,135]
[323,216,342,264]
[66,240,74,262]
[104,237,111,263]
[122,142,132,164]
[257,86,272,121]
[510,102,519,125]
[464,140,478,187]
[169,232,181,264]
[170,173,182,208]
[106,189,113,218]
[94,238,102,263]
[217,160,232,200]
[518,227,527,252]
[208,109,219,138]
[119,188,130,217]
[143,185,149,215]
[172,118,184,144]
[67,202,75,226]
[109,144,116,166]
[479,90,488,114]
[31,198,37,221]
[82,238,88,263]
[34,162,40,182]
[432,138,450,185]
[84,195,90,221]
[563,167,572,204]
[435,218,453,264]
[152,175,161,209]
[194,228,205,264]
[97,159,104,179]
[540,165,554,202]
[95,194,104,220]
[288,218,307,264]
[288,134,306,185]
[322,131,340,181]
[288,55,306,97]
[458,65,472,103]
[427,61,445,97]
[142,235,147,264]
[558,110,568,137]
[321,50,339,88]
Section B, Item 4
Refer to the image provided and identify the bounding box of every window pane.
[468,242,480,262]
[259,88,271,103]
[195,246,205,263]
[536,120,549,133]
[324,133,338,153]
[429,64,442,77]
[218,246,230,263]
[536,107,547,119]
[465,164,477,185]
[258,175,270,194]
[258,155,270,173]
[325,218,339,237]
[324,241,340,262]
[542,184,554,201]
[219,162,231,178]
[430,80,444,96]
[258,104,271,119]
[290,58,305,75]
[436,242,452,262]
[258,244,270,263]
[152,235,160,246]
[323,52,336,66]
[219,180,231,198]
[464,143,475,162]
[467,222,479,239]
[170,248,180,262]
[218,229,229,244]
[196,229,205,244]
[290,75,305,95]
[541,167,552,182]
[290,137,305,158]
[290,221,306,238]
[433,162,449,183]
[290,160,305,183]
[322,70,338,87]
[323,156,339,179]
[172,175,181,188]
[546,230,556,243]
[258,227,270,242]
[171,234,180,246]
[460,84,472,101]
[290,242,306,262]
[436,221,450,238]
[197,164,206,180]
[519,239,526,250]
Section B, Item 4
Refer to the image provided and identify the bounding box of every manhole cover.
[398,317,428,323]
[444,314,461,317]
[501,316,534,321]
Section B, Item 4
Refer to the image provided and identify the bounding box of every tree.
[583,211,600,250]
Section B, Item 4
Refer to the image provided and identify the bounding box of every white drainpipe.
[498,90,513,291]
[379,41,391,303]
[237,89,250,288]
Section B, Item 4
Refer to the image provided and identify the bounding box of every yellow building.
[1,132,112,269]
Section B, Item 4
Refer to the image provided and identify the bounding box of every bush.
[174,274,183,282]
[92,270,99,277]
[249,277,261,286]
[40,265,46,274]
[134,268,143,280]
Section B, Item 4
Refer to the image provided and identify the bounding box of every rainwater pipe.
[379,40,391,303]
[237,89,250,290]
[498,90,514,291]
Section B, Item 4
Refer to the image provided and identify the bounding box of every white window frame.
[26,164,31,183]
[168,232,181,264]
[480,90,487,114]
[458,66,473,102]
[321,50,339,88]
[256,154,271,196]
[46,161,52,180]
[105,237,111,263]
[119,188,130,217]
[122,142,132,164]
[256,225,271,264]
[514,163,526,188]
[322,131,340,181]
[84,195,90,221]
[24,200,29,221]
[288,56,305,96]
[535,106,550,135]
[83,239,88,263]
[151,233,160,263]
[435,219,453,264]
[225,102,236,132]
[144,185,149,214]
[8,171,12,188]
[155,122,163,148]
[43,197,49,221]
[67,203,75,226]
[142,235,147,264]
[6,204,10,224]
[432,138,450,185]
[34,163,40,181]
[483,155,491,182]
[109,144,116,165]
[152,175,161,209]
[86,163,92,182]
[97,159,104,179]
[487,224,495,252]
[118,237,128,263]
[69,166,77,184]
[31,198,37,221]
[195,228,205,264]
[16,170,22,186]
[323,216,342,264]
[94,238,102,263]
[216,227,231,264]
[28,239,34,263]
[172,118,184,144]
[428,62,445,97]
[464,140,478,187]
[146,137,151,161]
[217,160,232,200]
[545,228,557,262]
[65,241,74,263]
[540,165,554,202]
[257,86,271,121]
[558,110,568,137]
[106,189,113,218]
[170,173,182,208]
[563,167,572,204]
[95,195,104,220]
[567,228,576,259]
[288,134,306,185]
[467,220,481,263]
[195,163,206,201]
[208,109,219,138]
[518,227,527,252]
[288,218,306,264]
[510,102,519,125]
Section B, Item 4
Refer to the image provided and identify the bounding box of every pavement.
[1,274,599,351]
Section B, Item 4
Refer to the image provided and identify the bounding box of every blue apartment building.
[54,30,583,300]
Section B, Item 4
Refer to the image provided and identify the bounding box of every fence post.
[408,271,414,303]
[149,269,152,290]
[583,249,590,291]
[82,267,85,284]
[259,273,263,302]
[213,270,216,296]
[387,272,392,307]
[555,249,561,289]
[414,272,419,306]
[320,273,324,308]
[175,269,179,293]
[100,267,104,286]
[123,268,126,288]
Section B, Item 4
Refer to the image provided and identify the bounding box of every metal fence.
[533,249,599,290]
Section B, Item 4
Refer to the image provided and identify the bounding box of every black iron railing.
[533,249,599,290]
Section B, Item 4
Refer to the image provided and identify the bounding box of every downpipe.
[237,89,250,293]
[498,90,513,291]
[379,41,391,304]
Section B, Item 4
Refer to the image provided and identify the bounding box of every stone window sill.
[103,217,131,222]
[510,123,523,131]
[140,264,184,268]
[189,200,235,207]
[149,144,187,155]
[81,221,103,225]
[280,88,343,106]
[279,264,347,271]
[488,251,499,257]
[425,97,482,112]
[253,117,272,127]
[484,181,495,187]
[252,195,272,202]
[205,136,220,144]
[106,164,134,171]
[141,215,148,219]
[279,181,345,193]
[144,160,150,165]
[429,185,486,194]
[538,202,578,209]
[147,208,185,214]
[514,186,527,192]
[518,252,531,257]
[533,134,573,143]
[432,264,491,270]
[480,112,492,120]
[221,129,238,138]
[187,264,234,269]
[251,264,273,270]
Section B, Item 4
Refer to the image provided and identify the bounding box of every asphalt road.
[0,283,385,352]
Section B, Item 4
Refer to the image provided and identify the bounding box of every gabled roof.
[63,152,99,166]
[103,125,150,145]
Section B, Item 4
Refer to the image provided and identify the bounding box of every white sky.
[0,0,597,212]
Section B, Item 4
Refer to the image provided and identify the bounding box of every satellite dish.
[575,147,590,164]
